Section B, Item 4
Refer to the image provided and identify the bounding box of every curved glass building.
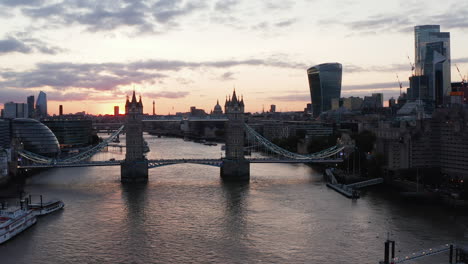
[307,63,342,117]
[12,118,60,157]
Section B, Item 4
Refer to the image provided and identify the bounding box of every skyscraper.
[36,91,48,118]
[27,95,34,118]
[3,102,28,118]
[114,106,119,116]
[307,63,342,117]
[414,25,451,104]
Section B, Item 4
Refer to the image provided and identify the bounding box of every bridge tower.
[221,90,250,181]
[121,91,148,183]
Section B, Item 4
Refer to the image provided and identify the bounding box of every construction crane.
[396,74,403,96]
[407,55,415,75]
[455,64,466,84]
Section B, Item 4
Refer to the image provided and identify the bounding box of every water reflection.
[220,181,251,262]
[120,183,150,261]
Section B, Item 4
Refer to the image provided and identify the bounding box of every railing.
[244,124,346,160]
[392,244,452,263]
[18,125,124,165]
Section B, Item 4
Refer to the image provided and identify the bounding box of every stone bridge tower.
[121,91,148,183]
[221,90,250,181]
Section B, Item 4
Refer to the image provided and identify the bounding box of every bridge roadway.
[18,158,343,169]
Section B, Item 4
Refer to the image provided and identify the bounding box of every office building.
[343,97,363,111]
[307,63,342,117]
[270,105,276,113]
[43,119,93,147]
[114,106,119,116]
[414,25,451,104]
[27,95,34,118]
[36,91,48,118]
[3,102,28,118]
[59,105,63,116]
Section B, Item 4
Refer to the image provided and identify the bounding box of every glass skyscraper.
[414,25,451,104]
[27,95,34,118]
[307,63,342,117]
[36,91,47,118]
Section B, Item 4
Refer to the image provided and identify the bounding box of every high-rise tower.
[27,95,34,118]
[414,25,451,104]
[121,90,148,183]
[36,91,47,118]
[307,63,342,117]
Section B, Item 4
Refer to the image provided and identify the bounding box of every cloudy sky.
[0,0,467,115]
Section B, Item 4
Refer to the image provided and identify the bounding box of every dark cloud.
[153,0,206,24]
[144,91,190,99]
[275,19,297,28]
[22,1,155,33]
[453,57,468,64]
[0,38,30,54]
[344,63,409,73]
[0,56,306,92]
[214,0,238,11]
[0,88,116,104]
[347,15,411,32]
[0,62,167,91]
[0,36,63,55]
[219,71,236,81]
[264,0,295,10]
[329,1,468,34]
[0,0,44,6]
[343,82,407,91]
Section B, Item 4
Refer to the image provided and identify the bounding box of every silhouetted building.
[270,104,276,113]
[212,100,223,115]
[43,119,93,147]
[36,91,48,118]
[3,102,28,118]
[125,92,143,115]
[124,90,144,161]
[224,90,245,159]
[414,25,451,104]
[12,118,60,157]
[59,105,63,116]
[190,106,206,117]
[307,63,342,117]
[362,93,383,111]
[27,95,34,118]
[0,119,10,148]
[114,106,119,116]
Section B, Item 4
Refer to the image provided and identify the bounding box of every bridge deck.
[18,158,342,169]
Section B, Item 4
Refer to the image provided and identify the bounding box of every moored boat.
[0,203,37,244]
[28,195,64,216]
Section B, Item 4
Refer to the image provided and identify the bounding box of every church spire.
[132,89,137,103]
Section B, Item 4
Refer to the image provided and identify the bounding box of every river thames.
[1,134,467,263]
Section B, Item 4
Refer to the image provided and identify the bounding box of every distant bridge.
[18,158,342,169]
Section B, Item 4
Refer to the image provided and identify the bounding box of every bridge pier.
[121,160,148,183]
[220,159,250,182]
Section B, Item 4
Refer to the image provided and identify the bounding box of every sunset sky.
[0,0,467,115]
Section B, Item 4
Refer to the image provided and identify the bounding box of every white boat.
[0,204,37,244]
[28,196,64,216]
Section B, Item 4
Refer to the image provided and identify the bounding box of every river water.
[1,134,467,264]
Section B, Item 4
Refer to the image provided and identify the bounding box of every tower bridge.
[17,90,350,183]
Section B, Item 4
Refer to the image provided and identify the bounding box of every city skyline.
[0,0,468,115]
